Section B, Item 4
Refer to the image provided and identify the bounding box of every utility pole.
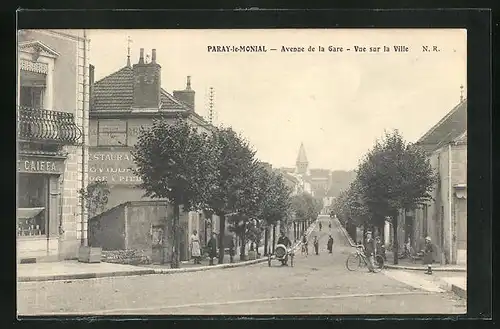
[208,87,215,124]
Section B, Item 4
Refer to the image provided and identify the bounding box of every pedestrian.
[423,236,434,275]
[301,233,308,256]
[319,222,322,231]
[328,221,332,230]
[190,229,202,264]
[364,231,376,273]
[313,236,319,255]
[327,235,334,253]
[207,232,217,265]
[229,235,236,263]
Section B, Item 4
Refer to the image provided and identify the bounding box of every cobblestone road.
[17,216,465,316]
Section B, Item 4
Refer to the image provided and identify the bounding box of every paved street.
[17,216,465,316]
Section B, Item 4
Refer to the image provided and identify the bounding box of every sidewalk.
[18,222,318,283]
[383,268,467,299]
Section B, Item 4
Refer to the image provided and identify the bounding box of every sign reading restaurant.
[88,150,142,185]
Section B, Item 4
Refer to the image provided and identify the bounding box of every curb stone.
[384,264,466,272]
[431,276,467,299]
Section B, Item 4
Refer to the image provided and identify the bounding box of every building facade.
[391,100,467,265]
[88,47,215,263]
[17,29,90,262]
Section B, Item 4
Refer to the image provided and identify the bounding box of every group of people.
[299,233,335,256]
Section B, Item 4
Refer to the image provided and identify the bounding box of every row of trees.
[331,130,437,264]
[131,117,294,268]
[291,192,323,241]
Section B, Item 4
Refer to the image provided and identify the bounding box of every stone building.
[17,29,90,262]
[390,99,467,265]
[87,47,217,263]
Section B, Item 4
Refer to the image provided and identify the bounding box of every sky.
[85,29,467,171]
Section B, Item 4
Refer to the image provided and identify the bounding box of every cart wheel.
[290,254,294,267]
[268,254,271,267]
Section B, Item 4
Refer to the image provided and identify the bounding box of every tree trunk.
[218,214,226,264]
[240,231,246,261]
[171,202,180,269]
[272,224,276,253]
[264,227,269,256]
[392,213,399,265]
[293,222,296,241]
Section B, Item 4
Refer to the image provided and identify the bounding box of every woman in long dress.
[190,230,202,264]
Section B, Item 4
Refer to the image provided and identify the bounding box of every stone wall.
[101,249,152,265]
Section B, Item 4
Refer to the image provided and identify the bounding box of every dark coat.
[207,237,217,258]
[228,239,235,256]
[277,236,291,247]
[364,238,376,256]
[423,242,434,264]
[327,237,333,249]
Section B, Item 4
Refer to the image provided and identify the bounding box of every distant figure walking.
[313,236,319,255]
[328,221,332,230]
[207,232,217,265]
[319,222,322,231]
[190,230,201,264]
[327,235,334,253]
[301,234,309,256]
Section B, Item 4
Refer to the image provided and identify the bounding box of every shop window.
[97,119,127,146]
[17,174,48,237]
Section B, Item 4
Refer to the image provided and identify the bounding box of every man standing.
[327,235,334,254]
[313,236,319,255]
[207,232,217,265]
[189,229,202,264]
[364,231,376,273]
[277,231,292,248]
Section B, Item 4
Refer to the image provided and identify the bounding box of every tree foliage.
[78,180,110,218]
[131,118,218,210]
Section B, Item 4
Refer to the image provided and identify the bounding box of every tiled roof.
[91,66,188,112]
[416,100,467,151]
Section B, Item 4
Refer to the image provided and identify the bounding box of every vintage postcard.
[17,28,467,316]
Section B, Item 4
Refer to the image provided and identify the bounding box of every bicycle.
[346,245,384,272]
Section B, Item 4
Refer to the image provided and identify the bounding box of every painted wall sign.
[88,150,142,185]
[17,156,65,174]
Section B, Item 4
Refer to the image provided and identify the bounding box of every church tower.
[296,143,309,175]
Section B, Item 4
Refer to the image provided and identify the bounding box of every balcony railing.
[18,106,82,145]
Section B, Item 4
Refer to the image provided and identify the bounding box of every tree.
[205,127,258,264]
[254,169,292,254]
[356,130,437,264]
[131,118,218,268]
[78,180,110,219]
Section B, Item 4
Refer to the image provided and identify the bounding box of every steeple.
[296,143,309,175]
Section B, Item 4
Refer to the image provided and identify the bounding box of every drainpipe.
[80,30,88,246]
[448,143,453,264]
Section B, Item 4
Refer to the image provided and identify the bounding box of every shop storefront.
[17,155,66,262]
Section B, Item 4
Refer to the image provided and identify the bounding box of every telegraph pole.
[208,87,215,124]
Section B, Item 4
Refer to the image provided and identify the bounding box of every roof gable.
[416,100,467,149]
[92,66,189,112]
[19,40,60,58]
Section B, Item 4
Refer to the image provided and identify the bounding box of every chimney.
[132,48,161,110]
[138,48,145,64]
[151,49,157,64]
[173,76,196,111]
[89,64,95,108]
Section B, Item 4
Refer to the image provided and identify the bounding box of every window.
[20,86,44,108]
[97,119,127,146]
[20,70,46,108]
[17,174,48,237]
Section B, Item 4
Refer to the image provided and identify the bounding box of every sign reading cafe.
[88,151,142,185]
[17,156,64,174]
